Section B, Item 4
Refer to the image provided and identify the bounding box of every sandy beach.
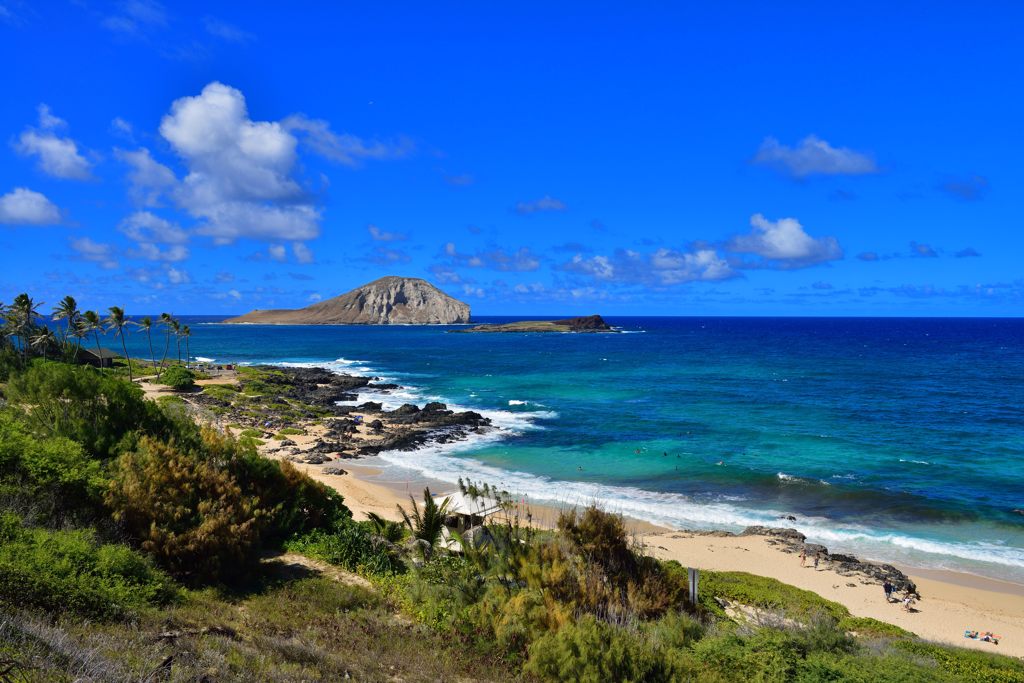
[292,459,1024,658]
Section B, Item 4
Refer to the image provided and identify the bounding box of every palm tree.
[366,512,405,543]
[170,318,182,366]
[29,327,57,359]
[51,295,79,348]
[157,313,173,378]
[105,306,132,381]
[136,316,156,372]
[81,310,103,365]
[397,487,452,548]
[70,317,89,358]
[9,293,42,362]
[182,324,192,369]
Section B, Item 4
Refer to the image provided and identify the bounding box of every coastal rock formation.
[459,314,614,333]
[224,276,471,325]
[741,526,917,593]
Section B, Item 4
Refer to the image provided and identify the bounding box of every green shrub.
[0,512,177,619]
[286,523,404,575]
[6,360,177,458]
[157,366,195,390]
[895,641,1024,683]
[701,570,848,621]
[106,435,264,584]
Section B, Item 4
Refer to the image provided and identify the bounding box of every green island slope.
[1,294,1023,681]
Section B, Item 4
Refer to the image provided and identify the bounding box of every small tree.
[398,487,452,548]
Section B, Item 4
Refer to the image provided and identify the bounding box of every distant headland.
[223,276,471,325]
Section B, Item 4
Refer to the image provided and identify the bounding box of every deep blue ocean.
[120,316,1024,582]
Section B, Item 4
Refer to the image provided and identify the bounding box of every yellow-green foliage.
[106,434,264,583]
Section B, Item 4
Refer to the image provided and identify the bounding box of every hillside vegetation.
[1,296,1022,681]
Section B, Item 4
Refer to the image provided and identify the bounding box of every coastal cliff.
[224,276,471,325]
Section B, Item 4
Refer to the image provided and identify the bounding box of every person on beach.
[981,632,1000,644]
[800,549,807,567]
[902,593,917,612]
[883,580,894,602]
[813,552,820,569]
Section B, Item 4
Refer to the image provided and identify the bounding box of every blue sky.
[0,1,1020,316]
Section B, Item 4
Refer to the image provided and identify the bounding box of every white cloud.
[229,288,242,300]
[119,211,188,262]
[203,17,254,43]
[118,210,188,244]
[15,105,93,180]
[268,244,287,262]
[0,187,62,225]
[102,0,167,35]
[515,195,567,215]
[307,292,322,302]
[115,148,177,206]
[166,266,190,284]
[563,248,736,285]
[292,242,314,264]
[728,213,843,267]
[282,113,413,167]
[753,135,878,178]
[462,284,485,298]
[159,82,320,244]
[368,224,407,241]
[71,237,118,269]
[110,117,134,140]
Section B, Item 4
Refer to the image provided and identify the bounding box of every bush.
[106,436,264,584]
[0,410,105,520]
[895,641,1024,683]
[286,524,404,575]
[0,512,177,619]
[525,615,677,683]
[6,360,177,458]
[157,366,195,390]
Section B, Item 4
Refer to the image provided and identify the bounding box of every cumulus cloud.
[115,147,177,206]
[118,210,188,244]
[562,247,736,286]
[368,224,407,242]
[282,113,413,167]
[159,82,321,244]
[515,195,567,215]
[70,237,118,269]
[166,265,190,284]
[752,135,878,178]
[268,244,287,262]
[938,175,988,201]
[728,214,842,268]
[0,187,62,225]
[910,241,938,258]
[15,105,93,180]
[118,211,189,262]
[292,242,314,264]
[228,288,242,300]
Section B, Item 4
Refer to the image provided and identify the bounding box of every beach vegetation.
[398,487,452,549]
[156,364,195,390]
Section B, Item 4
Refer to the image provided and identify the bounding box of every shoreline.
[153,362,1024,655]
[306,461,1024,656]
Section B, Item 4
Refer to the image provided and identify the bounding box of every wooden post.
[687,567,700,605]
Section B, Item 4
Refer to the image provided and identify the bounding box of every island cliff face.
[224,277,471,325]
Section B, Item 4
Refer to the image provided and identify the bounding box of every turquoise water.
[125,316,1024,582]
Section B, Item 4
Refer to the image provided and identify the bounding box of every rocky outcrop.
[741,526,917,593]
[224,276,471,325]
[458,314,615,333]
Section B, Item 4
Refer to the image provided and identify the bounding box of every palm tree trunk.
[93,331,102,368]
[120,332,133,381]
[158,332,171,379]
[185,336,191,370]
[147,330,155,368]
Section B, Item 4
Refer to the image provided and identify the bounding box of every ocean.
[122,316,1024,583]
